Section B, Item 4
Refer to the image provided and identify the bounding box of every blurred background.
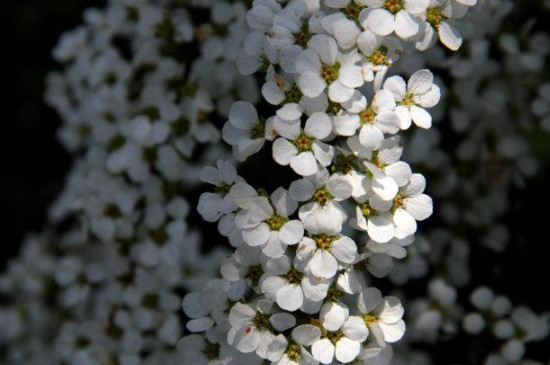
[1,0,550,361]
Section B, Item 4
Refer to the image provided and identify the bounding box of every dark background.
[1,0,549,363]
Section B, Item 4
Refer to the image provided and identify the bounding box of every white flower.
[261,255,329,312]
[357,30,403,87]
[296,214,358,279]
[360,0,429,39]
[334,89,401,150]
[289,168,352,230]
[176,335,234,365]
[357,288,405,347]
[383,69,440,129]
[392,173,433,239]
[237,188,304,258]
[237,32,279,75]
[311,314,369,364]
[296,34,363,102]
[228,300,295,358]
[272,112,335,176]
[223,101,275,161]
[197,160,244,222]
[415,0,463,51]
[267,325,322,365]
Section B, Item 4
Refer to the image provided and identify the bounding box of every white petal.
[377,296,404,324]
[394,105,412,129]
[320,302,349,331]
[379,319,406,343]
[339,64,364,89]
[334,114,361,136]
[312,339,335,365]
[393,208,417,236]
[416,84,440,108]
[279,220,304,245]
[406,194,433,221]
[385,161,412,187]
[313,141,335,167]
[335,337,361,363]
[366,9,395,36]
[328,80,354,103]
[277,284,304,311]
[273,138,298,166]
[261,276,286,300]
[242,223,271,246]
[438,21,462,51]
[262,81,285,105]
[376,111,401,134]
[342,316,370,342]
[410,106,432,128]
[372,175,398,201]
[277,103,303,121]
[299,71,327,98]
[233,325,260,353]
[308,34,338,65]
[229,101,258,129]
[383,76,406,101]
[403,173,426,197]
[367,214,395,243]
[289,179,316,201]
[305,112,332,139]
[270,312,296,332]
[310,249,338,279]
[186,317,214,332]
[290,152,319,176]
[394,10,420,39]
[229,302,256,328]
[359,124,384,150]
[292,325,321,346]
[331,236,357,264]
[408,69,433,95]
[358,287,382,314]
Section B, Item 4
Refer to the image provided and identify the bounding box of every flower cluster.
[1,0,550,364]
[180,0,478,364]
[0,0,255,363]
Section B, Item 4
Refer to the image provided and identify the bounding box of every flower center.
[283,267,304,284]
[360,202,377,217]
[326,284,345,302]
[362,314,378,326]
[392,193,406,212]
[326,330,344,345]
[267,214,289,231]
[214,182,232,197]
[247,265,264,287]
[203,341,220,360]
[253,312,271,330]
[427,7,446,28]
[332,153,358,174]
[321,62,341,84]
[284,84,303,104]
[370,150,386,169]
[313,187,334,205]
[360,107,377,125]
[287,343,302,361]
[250,120,265,139]
[294,133,313,152]
[314,234,335,250]
[343,3,364,20]
[368,46,391,66]
[259,54,271,73]
[385,0,403,14]
[295,21,312,48]
[400,92,416,106]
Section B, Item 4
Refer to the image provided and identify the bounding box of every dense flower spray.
[1,0,549,364]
